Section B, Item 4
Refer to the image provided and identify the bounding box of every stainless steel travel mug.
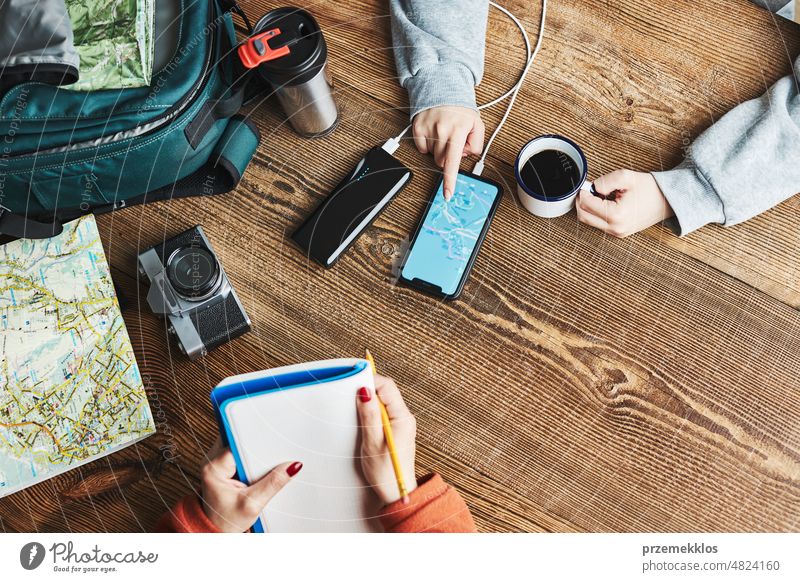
[253,8,338,137]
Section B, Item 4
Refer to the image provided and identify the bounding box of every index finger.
[442,129,469,200]
[245,461,296,509]
[374,374,413,421]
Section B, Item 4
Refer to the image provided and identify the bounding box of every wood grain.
[1,0,798,532]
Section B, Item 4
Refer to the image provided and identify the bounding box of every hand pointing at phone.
[412,106,485,200]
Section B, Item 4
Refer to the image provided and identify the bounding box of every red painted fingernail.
[358,387,371,402]
[286,462,303,477]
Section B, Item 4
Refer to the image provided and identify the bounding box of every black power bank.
[291,146,413,267]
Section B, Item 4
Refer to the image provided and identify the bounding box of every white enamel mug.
[515,134,592,218]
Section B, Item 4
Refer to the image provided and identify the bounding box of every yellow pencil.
[365,349,409,504]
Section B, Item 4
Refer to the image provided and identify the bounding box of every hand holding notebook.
[198,438,304,533]
[210,358,418,532]
[355,373,418,505]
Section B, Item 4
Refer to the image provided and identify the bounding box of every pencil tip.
[401,495,410,505]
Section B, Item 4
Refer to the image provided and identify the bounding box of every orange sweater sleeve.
[378,473,476,532]
[154,494,221,533]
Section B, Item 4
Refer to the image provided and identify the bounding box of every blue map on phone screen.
[402,174,499,295]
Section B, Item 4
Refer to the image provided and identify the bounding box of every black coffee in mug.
[519,149,581,199]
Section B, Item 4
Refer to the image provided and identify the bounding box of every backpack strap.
[220,0,254,34]
[100,114,261,211]
[0,206,63,239]
[185,1,254,149]
[184,81,248,149]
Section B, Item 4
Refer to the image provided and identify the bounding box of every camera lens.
[166,245,220,299]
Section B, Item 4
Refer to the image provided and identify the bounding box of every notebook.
[0,215,154,498]
[211,358,383,532]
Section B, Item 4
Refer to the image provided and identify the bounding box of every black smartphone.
[399,171,503,300]
[291,147,413,267]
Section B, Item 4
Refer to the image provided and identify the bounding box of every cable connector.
[381,137,401,155]
[472,159,485,176]
[381,124,411,155]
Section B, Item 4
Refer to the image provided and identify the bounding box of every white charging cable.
[472,0,546,175]
[383,0,546,165]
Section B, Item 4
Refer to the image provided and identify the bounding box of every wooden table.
[2,0,799,533]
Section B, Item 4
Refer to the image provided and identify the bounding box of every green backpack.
[0,0,259,239]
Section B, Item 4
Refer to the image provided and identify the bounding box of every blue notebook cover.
[209,359,371,532]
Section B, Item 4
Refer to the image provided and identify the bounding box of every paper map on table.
[0,215,154,497]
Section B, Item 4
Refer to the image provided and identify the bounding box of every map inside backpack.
[66,0,156,90]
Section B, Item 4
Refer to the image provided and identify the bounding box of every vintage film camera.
[138,226,250,359]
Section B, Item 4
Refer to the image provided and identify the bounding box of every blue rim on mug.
[514,134,589,202]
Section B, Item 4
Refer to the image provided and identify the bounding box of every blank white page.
[222,362,382,532]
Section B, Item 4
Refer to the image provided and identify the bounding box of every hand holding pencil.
[356,366,418,505]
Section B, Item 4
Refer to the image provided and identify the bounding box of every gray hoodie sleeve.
[389,0,489,119]
[652,54,800,236]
